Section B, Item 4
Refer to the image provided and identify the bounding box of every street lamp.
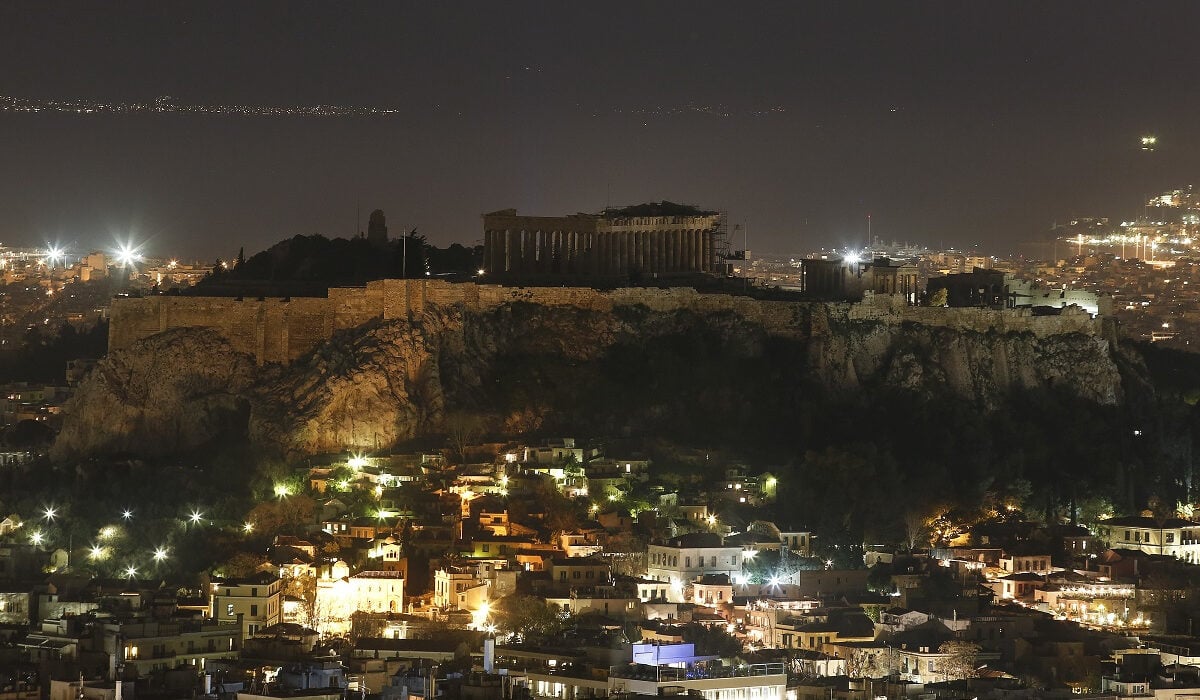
[153,547,168,563]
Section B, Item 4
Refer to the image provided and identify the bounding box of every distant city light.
[42,506,57,521]
[189,510,204,524]
[98,526,116,540]
[121,509,133,520]
[89,545,107,560]
[29,530,44,545]
[124,565,138,578]
[153,547,168,562]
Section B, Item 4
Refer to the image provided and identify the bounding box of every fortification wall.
[108,280,1104,365]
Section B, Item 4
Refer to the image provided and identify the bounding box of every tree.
[681,623,742,657]
[219,551,267,578]
[903,509,929,551]
[444,411,485,461]
[843,646,899,679]
[937,640,982,681]
[927,288,948,307]
[495,595,565,643]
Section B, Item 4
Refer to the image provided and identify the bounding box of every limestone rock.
[54,302,1131,459]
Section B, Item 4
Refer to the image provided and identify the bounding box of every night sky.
[2,2,1199,260]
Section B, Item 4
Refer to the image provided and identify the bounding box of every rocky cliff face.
[52,302,1128,460]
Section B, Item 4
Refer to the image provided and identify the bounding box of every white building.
[646,533,741,603]
[1097,516,1200,562]
[211,572,282,639]
[315,570,405,635]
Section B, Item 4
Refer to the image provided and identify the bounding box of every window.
[482,544,490,552]
[1125,530,1131,541]
[686,557,691,568]
[1167,533,1176,544]
[251,588,258,597]
[226,603,234,617]
[250,604,258,616]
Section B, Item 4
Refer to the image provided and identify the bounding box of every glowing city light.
[114,246,142,268]
[153,547,168,562]
[98,526,116,540]
[189,510,204,524]
[347,455,367,469]
[477,268,486,276]
[470,601,492,629]
[89,544,107,560]
[121,509,134,520]
[124,565,138,578]
[273,483,292,498]
[29,531,43,545]
[42,506,57,521]
[243,522,255,533]
[743,550,757,560]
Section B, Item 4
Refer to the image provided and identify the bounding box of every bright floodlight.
[29,530,44,545]
[115,245,142,266]
[153,547,168,562]
[243,522,255,533]
[89,545,106,560]
[42,506,57,521]
[189,510,204,524]
[743,550,757,559]
[347,455,367,469]
[477,268,486,276]
[122,509,133,520]
[844,252,861,265]
[124,565,138,578]
[273,483,291,498]
[46,246,63,265]
[98,526,116,540]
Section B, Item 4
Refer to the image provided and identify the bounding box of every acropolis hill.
[59,279,1126,458]
[109,279,1110,366]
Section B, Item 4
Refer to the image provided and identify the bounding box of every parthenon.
[482,202,727,279]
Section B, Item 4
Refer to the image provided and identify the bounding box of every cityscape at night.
[6,4,1200,700]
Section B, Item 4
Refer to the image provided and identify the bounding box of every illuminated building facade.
[482,203,727,279]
